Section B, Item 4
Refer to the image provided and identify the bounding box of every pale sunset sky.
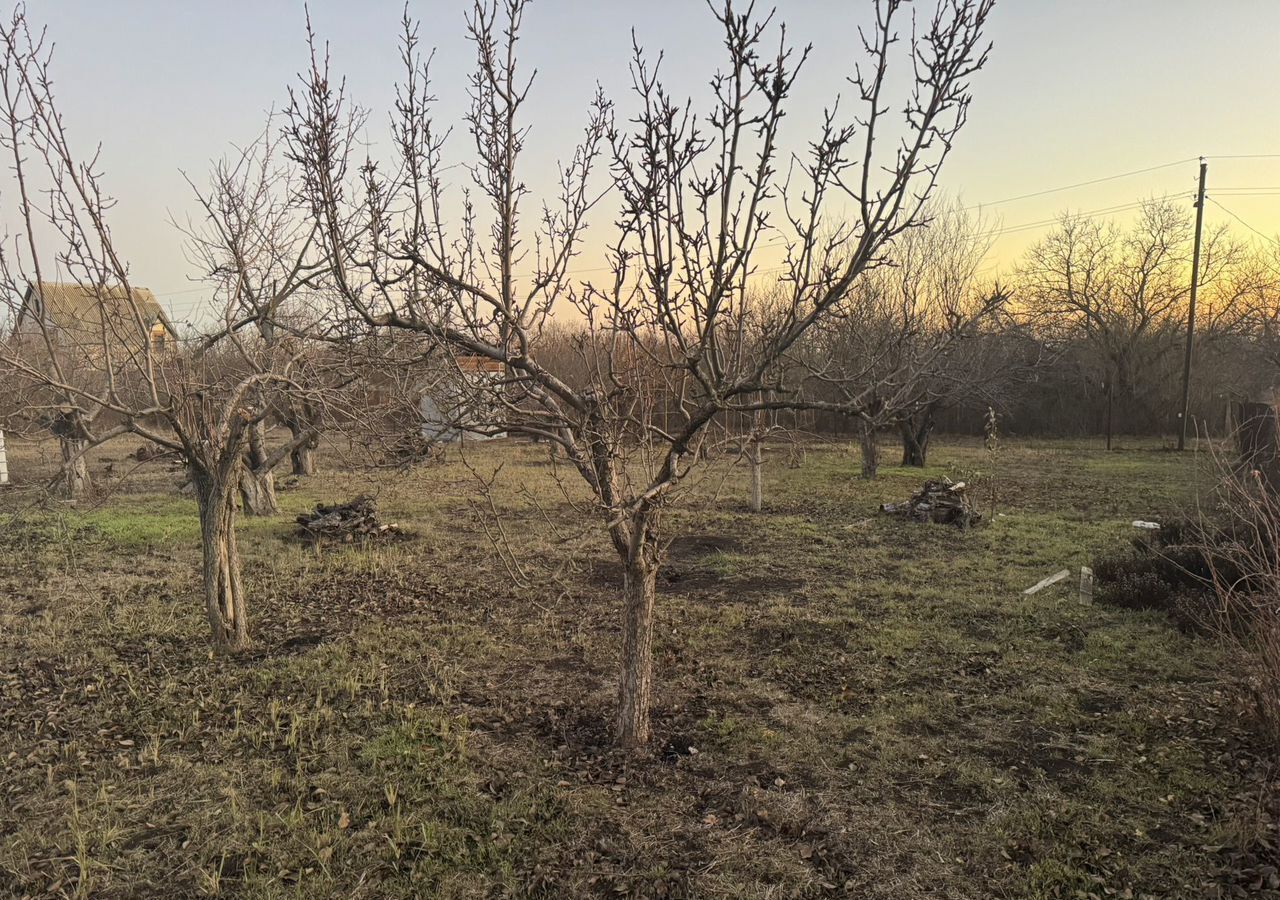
[17,0,1280,324]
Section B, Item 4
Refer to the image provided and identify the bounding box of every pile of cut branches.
[880,478,980,528]
[294,497,408,545]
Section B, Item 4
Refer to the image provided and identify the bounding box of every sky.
[13,0,1280,324]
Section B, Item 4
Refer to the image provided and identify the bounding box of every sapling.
[984,406,1000,519]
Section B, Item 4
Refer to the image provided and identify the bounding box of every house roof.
[20,281,175,340]
[456,355,504,374]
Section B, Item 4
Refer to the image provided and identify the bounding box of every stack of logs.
[880,478,980,528]
[295,497,406,544]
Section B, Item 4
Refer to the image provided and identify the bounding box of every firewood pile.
[295,497,407,544]
[880,478,980,528]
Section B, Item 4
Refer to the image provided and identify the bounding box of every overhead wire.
[146,155,1280,310]
[1206,197,1279,247]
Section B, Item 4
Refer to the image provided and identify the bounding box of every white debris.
[1132,520,1160,530]
[1023,569,1071,595]
[1079,566,1094,603]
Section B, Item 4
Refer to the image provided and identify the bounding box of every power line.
[142,157,1280,295]
[989,196,1194,238]
[1207,197,1279,246]
[963,157,1197,210]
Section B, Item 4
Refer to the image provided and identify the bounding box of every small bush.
[1092,519,1214,629]
[1094,568,1178,612]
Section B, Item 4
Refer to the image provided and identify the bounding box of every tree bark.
[290,438,317,477]
[195,471,249,649]
[616,543,660,748]
[860,422,880,480]
[58,436,90,498]
[238,420,279,516]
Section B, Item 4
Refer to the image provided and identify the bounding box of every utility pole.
[1177,157,1208,451]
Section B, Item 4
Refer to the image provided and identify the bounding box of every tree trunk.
[238,466,279,516]
[195,472,249,649]
[290,440,317,477]
[288,420,318,477]
[899,412,934,468]
[748,436,763,512]
[238,421,278,516]
[860,422,880,480]
[59,436,90,498]
[616,545,660,748]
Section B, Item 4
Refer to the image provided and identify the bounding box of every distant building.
[14,281,175,355]
[419,355,507,442]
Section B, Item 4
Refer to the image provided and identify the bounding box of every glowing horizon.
[9,0,1279,321]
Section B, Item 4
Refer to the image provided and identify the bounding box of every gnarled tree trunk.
[860,422,880,480]
[238,420,278,516]
[195,469,249,649]
[283,398,320,476]
[289,422,319,477]
[58,435,90,498]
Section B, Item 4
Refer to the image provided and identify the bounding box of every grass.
[0,433,1276,898]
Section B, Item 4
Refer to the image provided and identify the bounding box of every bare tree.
[0,10,335,648]
[883,200,1007,467]
[796,201,1008,478]
[182,127,333,514]
[291,0,994,746]
[1019,197,1251,442]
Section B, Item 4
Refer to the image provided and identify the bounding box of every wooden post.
[1105,378,1114,451]
[749,437,763,512]
[1079,566,1094,604]
[0,429,8,485]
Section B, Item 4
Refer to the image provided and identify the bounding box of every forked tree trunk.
[195,472,249,649]
[238,421,278,516]
[860,422,880,480]
[58,436,90,498]
[616,544,661,748]
[900,411,934,468]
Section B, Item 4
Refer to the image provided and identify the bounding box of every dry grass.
[0,432,1276,898]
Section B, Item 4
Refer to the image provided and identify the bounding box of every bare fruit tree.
[800,199,1009,476]
[291,0,995,746]
[182,127,336,515]
[0,10,334,648]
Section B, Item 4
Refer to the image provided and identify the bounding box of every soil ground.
[0,433,1276,898]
